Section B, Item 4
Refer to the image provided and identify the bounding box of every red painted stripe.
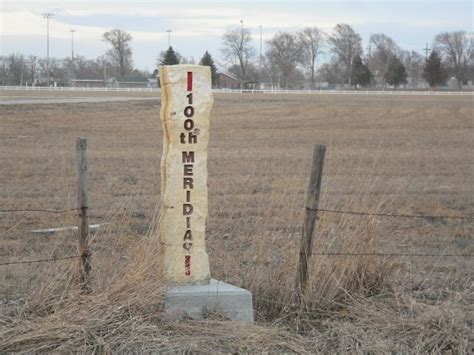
[187,71,193,91]
[185,255,191,276]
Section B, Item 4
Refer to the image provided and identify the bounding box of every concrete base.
[164,279,254,323]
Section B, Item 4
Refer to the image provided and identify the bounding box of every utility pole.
[423,43,431,59]
[70,29,76,79]
[31,56,37,86]
[259,25,262,88]
[166,29,172,47]
[240,19,244,90]
[42,12,54,86]
[20,57,24,86]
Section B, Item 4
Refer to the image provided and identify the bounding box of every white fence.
[0,85,158,93]
[1,85,473,96]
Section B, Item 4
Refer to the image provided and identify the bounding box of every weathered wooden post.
[295,144,326,303]
[76,137,91,292]
[159,65,253,322]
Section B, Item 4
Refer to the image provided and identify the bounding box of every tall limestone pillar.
[158,65,213,284]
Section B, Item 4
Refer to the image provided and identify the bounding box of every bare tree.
[368,33,400,85]
[261,55,280,88]
[102,29,133,77]
[317,57,343,84]
[27,55,37,84]
[0,53,27,85]
[266,32,303,89]
[298,27,324,89]
[64,55,108,80]
[327,24,362,83]
[434,31,473,89]
[400,50,425,87]
[221,26,255,89]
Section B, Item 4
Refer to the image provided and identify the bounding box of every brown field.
[1,92,473,352]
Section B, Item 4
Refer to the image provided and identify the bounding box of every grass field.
[1,93,473,352]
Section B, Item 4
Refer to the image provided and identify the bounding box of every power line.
[423,43,431,58]
[311,207,473,220]
[0,255,81,267]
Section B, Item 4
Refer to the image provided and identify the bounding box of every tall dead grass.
[2,168,465,353]
[2,194,468,353]
[1,95,472,352]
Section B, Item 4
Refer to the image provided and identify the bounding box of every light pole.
[20,57,24,86]
[259,25,262,88]
[31,56,37,86]
[70,29,76,79]
[103,62,107,83]
[42,12,54,86]
[166,29,172,47]
[240,20,244,90]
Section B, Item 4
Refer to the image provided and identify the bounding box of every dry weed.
[1,93,472,352]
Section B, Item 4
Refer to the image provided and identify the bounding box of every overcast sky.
[1,0,472,71]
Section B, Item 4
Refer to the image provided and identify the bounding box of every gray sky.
[1,0,472,71]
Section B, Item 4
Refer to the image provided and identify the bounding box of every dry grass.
[0,93,472,352]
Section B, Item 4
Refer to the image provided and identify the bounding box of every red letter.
[187,72,193,91]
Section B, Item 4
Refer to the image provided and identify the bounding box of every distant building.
[462,80,473,90]
[260,82,280,91]
[461,68,474,90]
[107,75,150,88]
[148,78,159,88]
[72,79,106,88]
[217,72,241,89]
[447,77,459,90]
[406,76,429,89]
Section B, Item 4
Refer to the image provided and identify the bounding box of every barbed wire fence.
[294,144,473,304]
[1,203,472,267]
[0,142,472,304]
[0,138,92,293]
[0,207,83,267]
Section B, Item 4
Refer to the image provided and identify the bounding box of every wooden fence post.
[295,144,326,304]
[76,138,91,292]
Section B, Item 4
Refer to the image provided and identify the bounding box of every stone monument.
[159,65,253,323]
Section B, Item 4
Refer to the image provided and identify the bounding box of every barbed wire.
[311,207,473,220]
[311,252,473,257]
[0,255,81,267]
[0,207,82,214]
[1,204,472,267]
[3,205,471,220]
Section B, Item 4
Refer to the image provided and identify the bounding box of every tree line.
[0,25,472,89]
[0,28,218,87]
[223,24,473,90]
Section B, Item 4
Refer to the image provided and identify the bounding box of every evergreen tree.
[160,46,180,65]
[199,51,219,86]
[422,50,445,88]
[350,55,372,87]
[384,56,407,87]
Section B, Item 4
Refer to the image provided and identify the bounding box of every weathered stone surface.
[164,279,254,323]
[158,65,213,284]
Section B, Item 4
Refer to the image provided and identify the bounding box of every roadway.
[0,96,159,105]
